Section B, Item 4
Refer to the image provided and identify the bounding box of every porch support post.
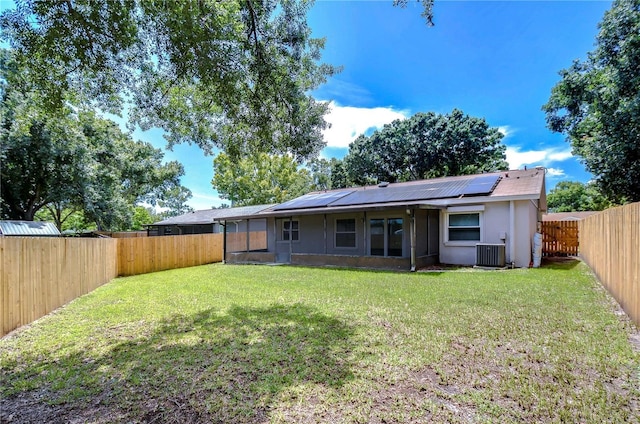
[410,208,417,272]
[289,216,293,261]
[246,219,250,252]
[364,211,368,255]
[323,214,327,254]
[222,220,227,264]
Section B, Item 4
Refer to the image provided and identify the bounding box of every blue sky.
[2,1,614,210]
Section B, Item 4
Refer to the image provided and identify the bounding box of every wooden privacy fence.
[118,233,222,276]
[1,237,118,338]
[580,202,640,327]
[1,233,224,337]
[541,221,579,256]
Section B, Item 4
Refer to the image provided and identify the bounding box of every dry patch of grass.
[1,261,638,423]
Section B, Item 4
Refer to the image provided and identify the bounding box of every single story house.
[222,168,547,270]
[146,204,274,236]
[0,220,61,237]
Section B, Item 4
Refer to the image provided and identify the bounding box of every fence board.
[580,202,640,327]
[0,237,118,337]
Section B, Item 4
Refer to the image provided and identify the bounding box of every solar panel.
[461,175,501,196]
[272,190,354,211]
[329,179,472,207]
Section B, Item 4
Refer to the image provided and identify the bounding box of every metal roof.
[0,221,61,236]
[151,204,275,226]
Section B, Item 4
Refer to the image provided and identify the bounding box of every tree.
[543,0,640,203]
[0,0,337,160]
[547,181,612,212]
[212,152,313,206]
[1,52,191,230]
[393,0,435,26]
[343,109,508,186]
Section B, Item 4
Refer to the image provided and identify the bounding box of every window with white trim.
[447,212,481,241]
[335,218,356,248]
[283,220,299,241]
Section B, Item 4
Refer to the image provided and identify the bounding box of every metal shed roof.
[151,204,275,226]
[0,221,61,236]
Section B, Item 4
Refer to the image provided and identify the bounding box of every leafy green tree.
[1,52,191,230]
[131,206,158,231]
[212,152,313,206]
[0,1,336,160]
[35,205,96,233]
[156,186,194,218]
[547,181,612,213]
[343,109,508,185]
[306,157,353,190]
[543,0,640,203]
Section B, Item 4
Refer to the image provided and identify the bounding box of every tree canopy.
[0,0,337,160]
[547,181,612,213]
[212,152,314,206]
[543,0,640,203]
[342,109,508,186]
[0,50,192,230]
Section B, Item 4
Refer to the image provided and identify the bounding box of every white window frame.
[445,206,484,246]
[335,218,357,249]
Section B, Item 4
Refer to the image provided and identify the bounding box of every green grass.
[1,261,638,423]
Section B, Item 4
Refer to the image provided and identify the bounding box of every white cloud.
[505,146,574,170]
[321,101,410,148]
[188,192,225,210]
[546,167,566,177]
[498,125,514,138]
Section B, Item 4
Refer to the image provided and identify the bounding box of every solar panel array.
[273,175,502,211]
[272,190,354,211]
[330,179,470,206]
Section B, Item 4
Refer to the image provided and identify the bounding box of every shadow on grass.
[1,304,355,423]
[541,257,581,270]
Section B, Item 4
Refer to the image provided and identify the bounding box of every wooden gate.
[541,221,579,256]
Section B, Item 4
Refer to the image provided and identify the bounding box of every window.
[282,220,299,241]
[448,213,480,241]
[335,218,356,248]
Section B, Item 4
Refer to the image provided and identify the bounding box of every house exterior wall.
[512,199,541,268]
[438,200,540,267]
[439,202,508,266]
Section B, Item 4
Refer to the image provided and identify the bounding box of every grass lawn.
[1,260,638,423]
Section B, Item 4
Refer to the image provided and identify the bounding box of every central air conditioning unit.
[476,243,506,267]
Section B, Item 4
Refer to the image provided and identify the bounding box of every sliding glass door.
[369,218,403,257]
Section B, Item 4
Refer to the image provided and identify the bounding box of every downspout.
[410,208,416,272]
[509,201,516,267]
[222,220,227,264]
